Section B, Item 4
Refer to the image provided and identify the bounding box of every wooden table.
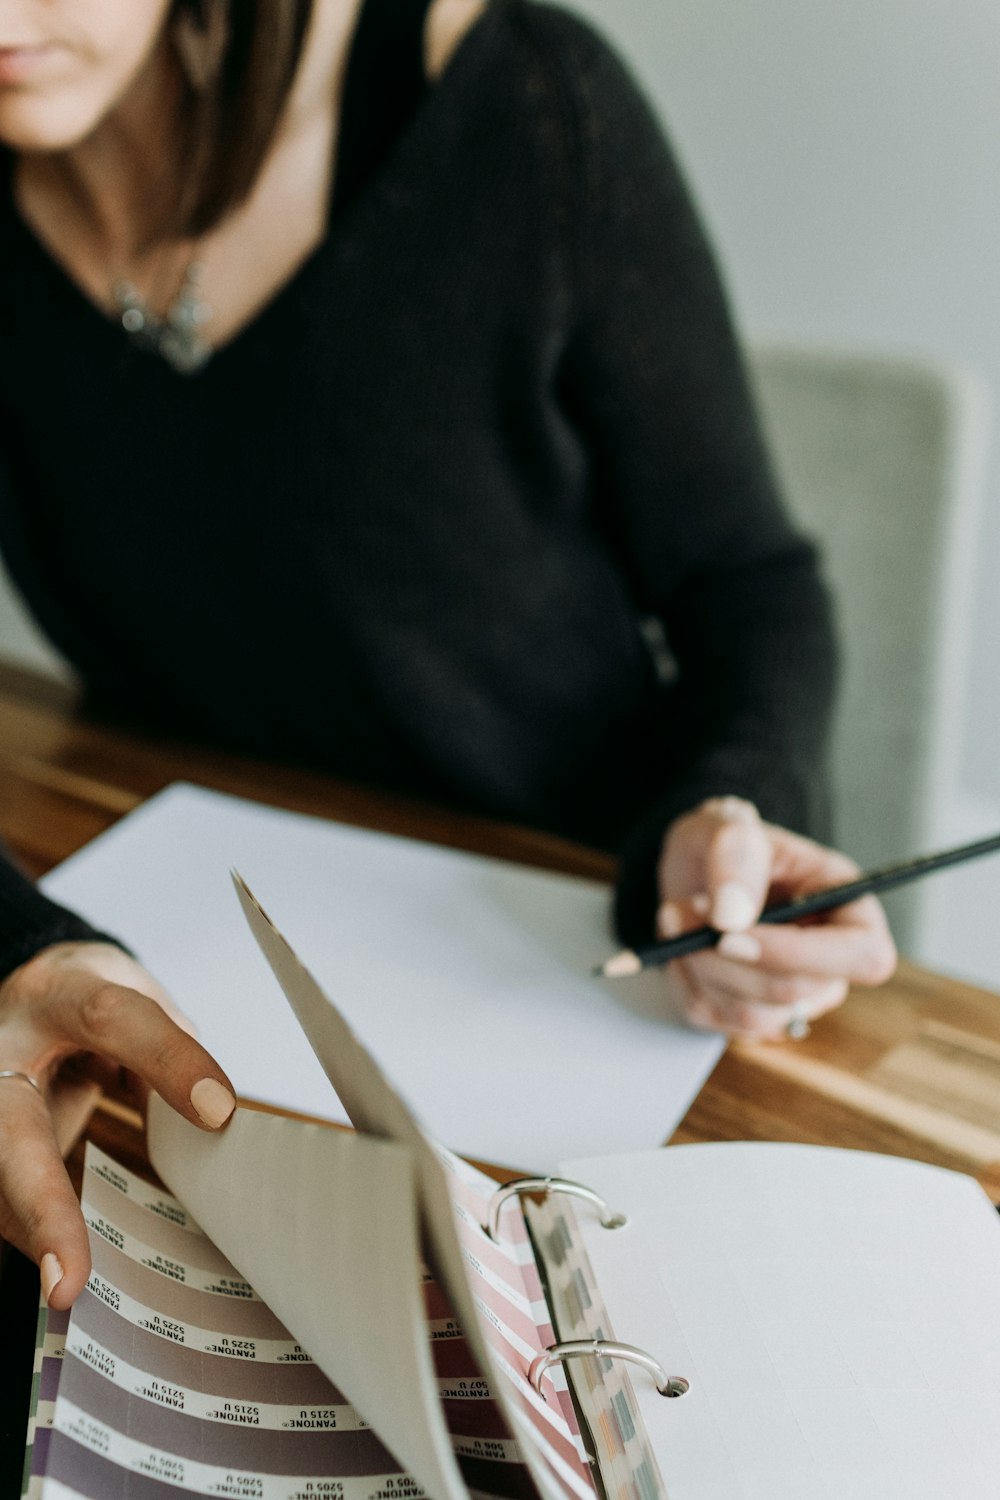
[4,660,1000,1492]
[2,660,1000,1198]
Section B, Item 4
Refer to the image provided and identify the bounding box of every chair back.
[749,344,990,950]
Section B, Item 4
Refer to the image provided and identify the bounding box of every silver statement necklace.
[113,260,213,374]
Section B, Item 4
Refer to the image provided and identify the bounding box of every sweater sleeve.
[0,843,125,980]
[542,11,838,944]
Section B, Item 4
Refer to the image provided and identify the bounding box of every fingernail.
[716,796,758,823]
[190,1078,236,1129]
[40,1252,64,1305]
[657,901,683,938]
[691,892,711,916]
[713,882,758,932]
[717,931,763,963]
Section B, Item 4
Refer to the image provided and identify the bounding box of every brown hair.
[171,0,315,237]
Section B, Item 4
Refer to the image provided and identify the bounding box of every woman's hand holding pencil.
[647,797,897,1041]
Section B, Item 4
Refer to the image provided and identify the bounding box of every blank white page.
[42,782,723,1166]
[559,1142,1000,1500]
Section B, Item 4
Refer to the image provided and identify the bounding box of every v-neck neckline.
[1,0,504,378]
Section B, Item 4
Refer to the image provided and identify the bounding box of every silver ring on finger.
[784,1004,812,1042]
[0,1069,44,1096]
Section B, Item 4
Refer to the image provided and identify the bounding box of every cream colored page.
[233,878,593,1500]
[230,880,495,1360]
[560,1142,1000,1500]
[147,1097,468,1500]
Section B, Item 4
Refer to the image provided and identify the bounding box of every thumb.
[705,809,773,932]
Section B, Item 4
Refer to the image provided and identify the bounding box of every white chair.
[748,343,991,953]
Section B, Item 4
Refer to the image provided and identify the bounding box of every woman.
[0,0,895,1308]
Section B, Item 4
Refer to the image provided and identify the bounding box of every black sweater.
[0,0,836,970]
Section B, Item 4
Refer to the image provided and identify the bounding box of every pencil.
[597,829,1000,978]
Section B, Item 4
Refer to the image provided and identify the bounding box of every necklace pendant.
[159,325,213,374]
[161,268,213,371]
[114,280,154,344]
[112,262,214,374]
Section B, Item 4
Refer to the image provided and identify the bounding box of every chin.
[0,95,102,153]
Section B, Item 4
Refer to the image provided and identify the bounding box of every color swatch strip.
[32,1144,565,1500]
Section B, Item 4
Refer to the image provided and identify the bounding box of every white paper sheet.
[42,783,723,1167]
[558,1142,1000,1500]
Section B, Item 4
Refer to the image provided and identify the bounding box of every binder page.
[233,880,595,1500]
[147,1100,468,1500]
[430,1145,594,1498]
[559,1142,1000,1500]
[524,1193,665,1500]
[41,782,724,1165]
[31,1143,442,1500]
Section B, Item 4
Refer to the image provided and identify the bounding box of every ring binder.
[484,1176,628,1241]
[528,1339,690,1399]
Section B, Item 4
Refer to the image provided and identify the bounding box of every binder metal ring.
[484,1177,628,1241]
[528,1339,689,1399]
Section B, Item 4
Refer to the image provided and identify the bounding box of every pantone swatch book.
[25,878,1000,1500]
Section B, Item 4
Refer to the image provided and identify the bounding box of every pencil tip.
[597,950,642,979]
